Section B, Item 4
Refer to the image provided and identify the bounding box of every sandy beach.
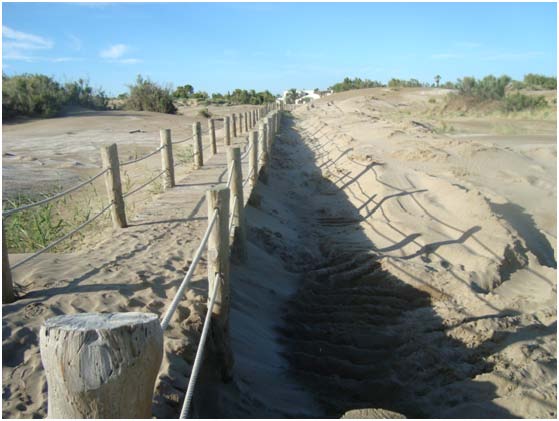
[2,88,556,418]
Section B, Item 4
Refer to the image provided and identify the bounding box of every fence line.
[10,104,289,418]
[179,272,222,419]
[2,168,109,218]
[120,145,165,167]
[160,207,219,331]
[10,202,114,270]
[122,169,167,199]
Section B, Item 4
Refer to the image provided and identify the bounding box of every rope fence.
[10,202,113,270]
[120,145,164,167]
[4,104,289,419]
[122,169,167,199]
[2,168,109,218]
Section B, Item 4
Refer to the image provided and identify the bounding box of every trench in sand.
[193,114,521,418]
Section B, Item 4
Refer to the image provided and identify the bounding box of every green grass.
[3,185,108,253]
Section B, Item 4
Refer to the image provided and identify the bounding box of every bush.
[2,74,109,119]
[523,74,556,90]
[457,74,511,101]
[387,78,423,88]
[125,75,177,114]
[3,73,65,118]
[330,77,384,92]
[64,78,108,110]
[198,108,212,118]
[503,93,548,112]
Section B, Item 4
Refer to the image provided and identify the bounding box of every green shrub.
[457,74,511,101]
[2,73,108,119]
[523,74,556,90]
[330,77,384,92]
[3,73,65,118]
[125,75,177,114]
[428,97,436,104]
[503,93,548,112]
[198,108,212,118]
[387,78,424,88]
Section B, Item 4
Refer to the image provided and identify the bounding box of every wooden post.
[252,109,257,126]
[244,111,249,132]
[249,130,258,190]
[2,224,15,303]
[100,144,127,229]
[227,147,247,263]
[209,118,217,155]
[206,185,233,380]
[193,121,203,168]
[258,122,269,183]
[232,114,237,138]
[266,116,274,152]
[238,113,243,135]
[224,116,231,146]
[160,129,175,190]
[40,312,163,418]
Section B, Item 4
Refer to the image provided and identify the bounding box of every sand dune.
[2,90,556,418]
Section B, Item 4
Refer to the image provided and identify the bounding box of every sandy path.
[2,126,254,418]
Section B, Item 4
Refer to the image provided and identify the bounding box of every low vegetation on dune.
[2,74,108,119]
[123,75,177,114]
[173,85,276,106]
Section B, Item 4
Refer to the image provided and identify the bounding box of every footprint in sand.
[23,303,45,320]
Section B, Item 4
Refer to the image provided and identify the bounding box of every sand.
[2,89,557,418]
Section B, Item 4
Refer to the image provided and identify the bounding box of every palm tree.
[434,75,441,88]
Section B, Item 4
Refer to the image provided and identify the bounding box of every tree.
[285,88,299,104]
[434,75,441,88]
[173,84,194,98]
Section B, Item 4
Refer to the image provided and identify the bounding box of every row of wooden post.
[36,108,284,418]
[2,103,283,305]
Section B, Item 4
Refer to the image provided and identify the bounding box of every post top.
[44,312,159,331]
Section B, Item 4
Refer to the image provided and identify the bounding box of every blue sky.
[2,2,557,96]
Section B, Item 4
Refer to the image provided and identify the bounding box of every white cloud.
[2,25,54,61]
[100,44,128,59]
[117,58,142,64]
[2,25,53,49]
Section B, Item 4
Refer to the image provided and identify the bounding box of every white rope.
[11,202,113,270]
[240,141,252,159]
[2,169,109,217]
[160,208,219,331]
[172,135,194,145]
[228,195,238,232]
[226,167,234,188]
[122,170,167,199]
[179,272,221,419]
[242,169,254,187]
[120,145,164,167]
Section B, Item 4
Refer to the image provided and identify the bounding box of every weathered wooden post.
[224,116,231,146]
[258,122,269,183]
[160,129,175,190]
[238,113,243,134]
[2,224,15,303]
[244,111,249,132]
[193,121,203,168]
[39,312,163,418]
[252,109,257,126]
[232,114,237,138]
[249,130,258,190]
[100,144,127,229]
[209,118,217,155]
[227,147,247,263]
[266,116,274,152]
[206,185,234,380]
